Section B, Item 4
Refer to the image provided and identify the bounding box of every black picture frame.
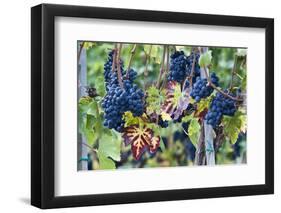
[31,3,274,209]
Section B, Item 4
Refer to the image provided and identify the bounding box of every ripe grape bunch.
[186,52,201,83]
[168,51,188,83]
[103,50,125,91]
[205,92,237,127]
[168,51,201,85]
[101,50,145,132]
[190,73,219,102]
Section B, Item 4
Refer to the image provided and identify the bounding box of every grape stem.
[156,45,167,89]
[183,48,197,90]
[111,44,118,72]
[126,44,137,77]
[116,43,124,89]
[198,47,243,102]
[203,66,243,102]
[161,45,170,89]
[77,41,85,62]
[144,45,152,77]
[82,142,98,153]
[229,55,238,89]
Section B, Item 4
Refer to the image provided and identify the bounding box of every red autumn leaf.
[122,125,160,160]
[161,81,178,116]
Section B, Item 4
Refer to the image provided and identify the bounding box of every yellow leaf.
[161,112,172,121]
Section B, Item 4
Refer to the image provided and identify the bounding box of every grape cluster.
[158,116,169,128]
[103,50,125,91]
[101,51,144,132]
[190,73,219,102]
[205,92,237,127]
[168,51,188,83]
[168,51,202,86]
[186,52,201,83]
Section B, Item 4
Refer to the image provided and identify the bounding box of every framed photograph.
[31,3,274,209]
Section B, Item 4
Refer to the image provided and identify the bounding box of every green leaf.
[172,83,182,106]
[97,151,116,170]
[181,114,193,123]
[159,137,166,151]
[94,76,106,97]
[222,110,247,144]
[90,114,104,146]
[146,86,165,115]
[196,96,212,114]
[241,74,247,91]
[87,101,98,117]
[98,133,121,162]
[84,42,96,50]
[123,111,140,127]
[161,112,172,121]
[199,50,212,67]
[85,129,95,146]
[78,96,92,111]
[188,118,201,148]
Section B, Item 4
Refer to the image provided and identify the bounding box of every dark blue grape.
[190,72,219,102]
[158,116,169,128]
[186,52,201,83]
[168,51,188,83]
[103,50,125,91]
[168,51,201,87]
[101,51,145,132]
[182,122,189,130]
[205,91,237,127]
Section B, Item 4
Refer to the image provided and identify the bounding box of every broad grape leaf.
[98,133,121,162]
[122,125,160,160]
[222,110,247,144]
[161,81,191,120]
[86,101,99,117]
[146,86,165,115]
[181,114,193,123]
[147,122,166,151]
[173,87,191,120]
[97,151,116,170]
[188,118,201,148]
[161,81,179,116]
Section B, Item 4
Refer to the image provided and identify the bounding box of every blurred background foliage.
[82,41,246,170]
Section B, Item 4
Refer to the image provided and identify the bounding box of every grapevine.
[78,43,247,170]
